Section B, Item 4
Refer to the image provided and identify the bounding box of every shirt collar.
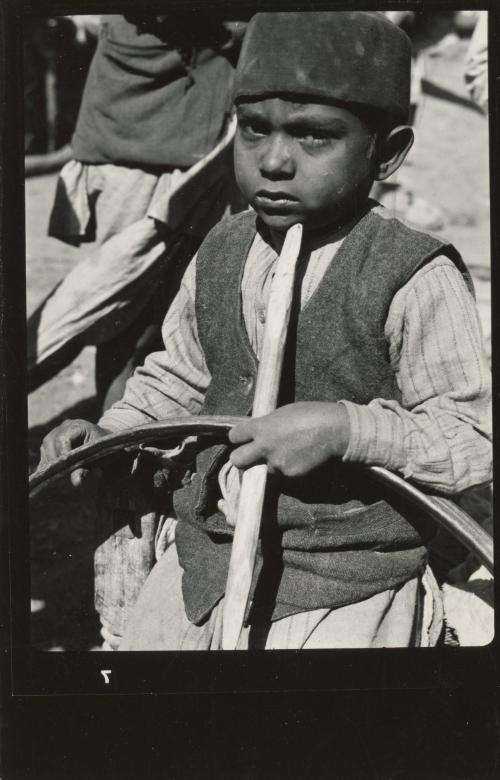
[255,212,358,257]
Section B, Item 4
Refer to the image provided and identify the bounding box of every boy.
[40,12,491,649]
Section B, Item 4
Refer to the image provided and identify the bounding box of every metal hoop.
[29,415,493,573]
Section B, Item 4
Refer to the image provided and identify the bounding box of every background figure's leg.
[23,21,49,154]
[28,163,168,394]
[27,303,84,393]
[27,216,166,384]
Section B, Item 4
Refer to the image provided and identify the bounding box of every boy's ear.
[374,126,414,181]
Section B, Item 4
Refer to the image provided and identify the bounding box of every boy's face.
[234,97,377,235]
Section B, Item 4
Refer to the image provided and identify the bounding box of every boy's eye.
[236,119,343,148]
[238,119,269,139]
[293,128,338,147]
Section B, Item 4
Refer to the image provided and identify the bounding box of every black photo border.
[1,0,499,741]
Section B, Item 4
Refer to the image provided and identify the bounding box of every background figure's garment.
[119,545,444,650]
[93,448,177,646]
[28,14,243,398]
[464,11,488,113]
[71,14,239,168]
[99,206,491,647]
[29,126,240,380]
[48,159,165,245]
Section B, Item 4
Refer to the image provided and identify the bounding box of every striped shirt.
[101,225,492,495]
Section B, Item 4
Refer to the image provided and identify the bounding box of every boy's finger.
[57,424,85,454]
[40,422,82,462]
[228,420,256,444]
[40,435,59,463]
[70,468,88,488]
[229,441,265,469]
[71,466,103,490]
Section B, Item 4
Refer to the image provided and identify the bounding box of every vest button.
[258,307,266,324]
[239,374,254,396]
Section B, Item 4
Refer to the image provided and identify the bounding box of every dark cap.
[233,11,412,125]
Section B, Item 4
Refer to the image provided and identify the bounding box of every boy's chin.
[255,206,350,236]
[256,211,306,234]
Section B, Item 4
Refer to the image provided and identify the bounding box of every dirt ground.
[26,37,491,650]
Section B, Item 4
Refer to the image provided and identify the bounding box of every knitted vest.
[173,205,470,624]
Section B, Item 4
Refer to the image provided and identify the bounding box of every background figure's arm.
[99,256,210,432]
[341,257,492,495]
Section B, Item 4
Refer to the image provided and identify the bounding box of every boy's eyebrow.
[236,104,267,119]
[236,104,350,130]
[285,115,349,132]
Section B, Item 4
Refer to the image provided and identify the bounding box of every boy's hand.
[229,402,350,477]
[39,419,110,487]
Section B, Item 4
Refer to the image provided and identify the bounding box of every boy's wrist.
[326,402,351,458]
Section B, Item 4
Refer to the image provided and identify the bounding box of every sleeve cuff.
[338,400,406,470]
[98,408,155,433]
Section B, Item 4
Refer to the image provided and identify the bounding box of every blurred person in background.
[29,13,247,649]
[27,13,247,411]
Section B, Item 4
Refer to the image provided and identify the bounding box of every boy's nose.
[259,135,295,179]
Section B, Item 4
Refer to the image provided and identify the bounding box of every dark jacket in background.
[71,14,240,169]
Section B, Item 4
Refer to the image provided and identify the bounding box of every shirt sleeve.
[340,256,492,495]
[99,255,211,432]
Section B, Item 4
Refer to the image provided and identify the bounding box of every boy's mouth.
[254,190,299,210]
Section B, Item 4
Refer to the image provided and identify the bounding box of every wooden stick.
[222,223,303,650]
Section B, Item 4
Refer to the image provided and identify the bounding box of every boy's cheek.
[234,143,254,186]
[234,166,255,204]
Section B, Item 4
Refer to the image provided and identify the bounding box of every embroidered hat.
[233,11,412,125]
